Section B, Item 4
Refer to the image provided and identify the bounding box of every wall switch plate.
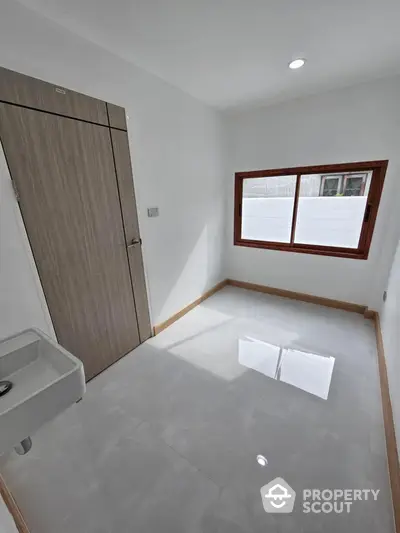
[147,207,159,218]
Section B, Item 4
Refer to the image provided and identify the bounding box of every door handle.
[127,238,141,248]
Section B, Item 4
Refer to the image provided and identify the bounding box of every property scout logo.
[260,478,296,513]
[260,477,380,514]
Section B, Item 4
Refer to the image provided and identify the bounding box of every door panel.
[127,245,152,341]
[109,129,141,241]
[110,128,152,341]
[106,103,127,130]
[0,67,108,126]
[0,103,140,379]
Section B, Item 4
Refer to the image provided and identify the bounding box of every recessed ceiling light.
[289,58,306,70]
[257,454,268,467]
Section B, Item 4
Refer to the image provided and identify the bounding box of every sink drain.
[0,380,12,397]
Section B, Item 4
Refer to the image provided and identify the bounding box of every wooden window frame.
[234,160,388,260]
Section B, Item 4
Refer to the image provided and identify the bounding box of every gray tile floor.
[0,286,394,532]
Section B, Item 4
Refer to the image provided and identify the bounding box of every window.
[321,176,340,196]
[319,172,369,197]
[234,160,388,259]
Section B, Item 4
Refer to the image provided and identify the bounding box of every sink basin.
[0,328,85,454]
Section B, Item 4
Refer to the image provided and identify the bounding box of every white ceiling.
[17,0,400,109]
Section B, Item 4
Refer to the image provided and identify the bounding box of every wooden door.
[0,66,108,125]
[0,103,140,380]
[110,128,152,342]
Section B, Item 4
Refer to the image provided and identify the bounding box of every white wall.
[0,143,55,339]
[380,240,400,454]
[224,77,400,309]
[0,0,225,330]
[0,493,19,533]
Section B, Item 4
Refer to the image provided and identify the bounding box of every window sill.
[234,239,369,260]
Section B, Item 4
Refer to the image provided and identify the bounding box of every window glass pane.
[294,171,372,248]
[343,173,370,196]
[322,176,340,196]
[242,175,297,243]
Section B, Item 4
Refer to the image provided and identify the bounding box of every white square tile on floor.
[0,286,393,533]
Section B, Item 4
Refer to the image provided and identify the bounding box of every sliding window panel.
[294,172,372,248]
[241,175,297,243]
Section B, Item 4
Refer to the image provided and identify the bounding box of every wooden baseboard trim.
[153,280,228,335]
[226,279,367,315]
[364,308,376,319]
[0,474,30,533]
[373,312,400,533]
[154,278,372,335]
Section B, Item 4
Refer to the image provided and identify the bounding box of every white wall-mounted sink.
[0,328,85,455]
